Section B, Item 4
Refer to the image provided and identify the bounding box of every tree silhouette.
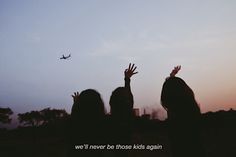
[18,111,42,127]
[40,108,69,125]
[0,107,13,124]
[18,108,69,127]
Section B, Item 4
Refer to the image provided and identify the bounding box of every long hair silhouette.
[161,77,200,118]
[160,67,205,157]
[67,89,106,157]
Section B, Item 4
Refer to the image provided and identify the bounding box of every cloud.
[89,31,170,62]
[89,27,236,63]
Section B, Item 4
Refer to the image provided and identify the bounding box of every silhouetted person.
[161,66,206,157]
[108,63,138,156]
[67,89,106,157]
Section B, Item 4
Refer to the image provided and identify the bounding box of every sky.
[1,0,236,121]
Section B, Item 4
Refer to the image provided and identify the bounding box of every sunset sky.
[1,0,236,121]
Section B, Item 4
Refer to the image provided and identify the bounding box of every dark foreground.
[1,110,236,157]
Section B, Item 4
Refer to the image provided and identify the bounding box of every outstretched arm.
[71,92,79,115]
[124,63,138,91]
[170,65,181,77]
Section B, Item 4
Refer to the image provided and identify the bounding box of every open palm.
[124,63,138,78]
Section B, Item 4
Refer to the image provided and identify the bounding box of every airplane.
[60,54,71,60]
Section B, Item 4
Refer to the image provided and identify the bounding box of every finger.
[128,63,131,70]
[71,95,75,98]
[77,91,79,95]
[131,64,135,70]
[132,66,137,72]
[74,92,76,96]
[133,71,138,75]
[177,67,180,71]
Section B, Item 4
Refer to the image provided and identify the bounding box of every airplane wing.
[59,54,71,59]
[65,54,71,59]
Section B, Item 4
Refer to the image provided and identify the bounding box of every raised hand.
[170,65,181,77]
[71,91,79,104]
[124,63,138,78]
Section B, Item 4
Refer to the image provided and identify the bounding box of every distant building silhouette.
[141,109,151,120]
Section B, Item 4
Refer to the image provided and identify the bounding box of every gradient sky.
[1,0,236,120]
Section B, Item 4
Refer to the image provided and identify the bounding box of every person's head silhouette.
[110,87,133,119]
[161,66,200,117]
[71,89,105,120]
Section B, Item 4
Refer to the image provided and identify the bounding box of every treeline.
[1,107,236,129]
[202,109,236,128]
[0,107,69,128]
